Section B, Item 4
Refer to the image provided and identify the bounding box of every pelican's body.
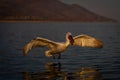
[45,43,68,58]
[24,32,103,59]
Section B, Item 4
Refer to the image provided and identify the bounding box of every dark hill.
[0,0,116,22]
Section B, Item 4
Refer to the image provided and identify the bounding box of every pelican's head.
[66,32,74,45]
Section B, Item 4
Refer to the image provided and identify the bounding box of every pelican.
[23,32,103,59]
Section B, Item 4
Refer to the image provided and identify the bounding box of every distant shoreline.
[0,20,117,23]
[0,0,117,23]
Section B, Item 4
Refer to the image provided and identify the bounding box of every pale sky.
[60,0,120,22]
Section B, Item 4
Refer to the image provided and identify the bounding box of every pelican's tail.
[45,51,53,57]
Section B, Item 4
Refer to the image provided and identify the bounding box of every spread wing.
[23,37,57,55]
[73,34,103,48]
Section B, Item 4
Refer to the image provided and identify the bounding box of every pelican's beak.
[68,35,74,45]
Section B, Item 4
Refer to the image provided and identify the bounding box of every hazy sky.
[60,0,120,21]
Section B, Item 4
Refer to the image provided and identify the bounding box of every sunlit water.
[0,22,120,80]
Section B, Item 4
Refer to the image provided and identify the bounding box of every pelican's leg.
[53,55,55,59]
[58,54,61,59]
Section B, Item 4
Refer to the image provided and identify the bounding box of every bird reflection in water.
[22,62,102,80]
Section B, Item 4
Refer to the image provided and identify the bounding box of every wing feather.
[73,34,103,48]
[23,37,57,55]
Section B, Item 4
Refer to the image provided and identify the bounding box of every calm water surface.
[0,22,120,80]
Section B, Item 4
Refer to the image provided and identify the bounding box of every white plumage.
[23,32,103,59]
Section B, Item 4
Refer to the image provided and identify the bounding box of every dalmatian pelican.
[23,32,103,59]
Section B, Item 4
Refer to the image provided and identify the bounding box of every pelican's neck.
[65,40,70,47]
[65,32,71,47]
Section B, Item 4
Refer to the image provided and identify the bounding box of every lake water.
[0,22,120,80]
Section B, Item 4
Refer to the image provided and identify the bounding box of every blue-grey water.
[0,22,120,80]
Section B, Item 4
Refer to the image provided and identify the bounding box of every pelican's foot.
[53,55,55,59]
